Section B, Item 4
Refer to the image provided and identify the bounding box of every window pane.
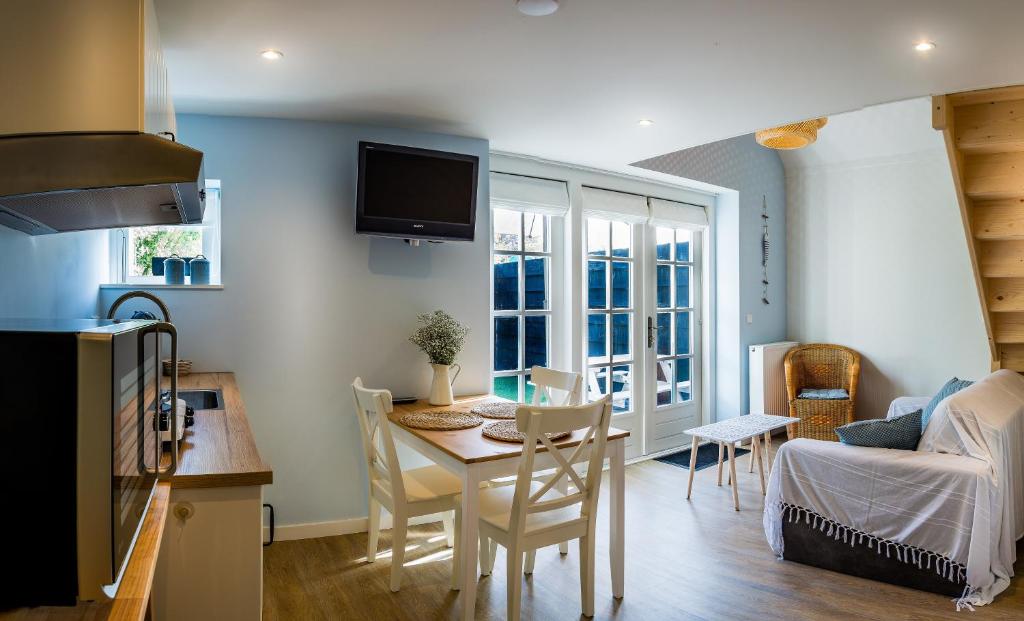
[524,372,550,405]
[656,359,673,406]
[612,313,630,360]
[611,261,630,308]
[676,358,692,402]
[587,218,609,256]
[494,317,519,371]
[493,209,521,251]
[675,229,691,262]
[675,266,690,308]
[524,212,546,252]
[656,312,671,356]
[524,316,548,369]
[587,261,607,309]
[524,256,547,310]
[130,226,203,276]
[675,311,690,355]
[493,255,519,310]
[656,264,671,308]
[656,227,673,261]
[587,314,608,364]
[494,375,519,401]
[611,364,632,413]
[587,367,608,401]
[611,221,630,257]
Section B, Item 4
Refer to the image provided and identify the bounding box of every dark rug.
[655,443,750,471]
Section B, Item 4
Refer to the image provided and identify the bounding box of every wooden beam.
[978,240,1024,277]
[964,151,1024,200]
[955,99,1024,154]
[999,344,1024,370]
[972,198,1024,239]
[932,95,951,130]
[948,85,1024,107]
[993,313,1024,343]
[986,277,1024,311]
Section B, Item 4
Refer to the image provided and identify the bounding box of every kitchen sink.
[177,389,224,410]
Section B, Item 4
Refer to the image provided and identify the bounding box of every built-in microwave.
[0,318,179,607]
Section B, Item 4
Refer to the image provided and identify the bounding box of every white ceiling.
[156,0,1024,178]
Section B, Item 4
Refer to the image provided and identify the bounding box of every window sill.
[100,284,224,291]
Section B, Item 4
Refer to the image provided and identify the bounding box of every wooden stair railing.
[934,86,1024,371]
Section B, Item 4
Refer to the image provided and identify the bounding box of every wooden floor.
[263,444,1024,620]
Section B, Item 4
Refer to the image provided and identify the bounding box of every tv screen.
[356,142,479,241]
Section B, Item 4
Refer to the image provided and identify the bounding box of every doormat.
[655,443,749,471]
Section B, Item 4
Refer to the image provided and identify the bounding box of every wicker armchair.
[783,344,861,441]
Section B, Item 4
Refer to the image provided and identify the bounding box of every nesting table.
[683,414,799,511]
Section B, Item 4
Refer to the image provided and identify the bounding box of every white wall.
[783,98,990,419]
[100,114,490,529]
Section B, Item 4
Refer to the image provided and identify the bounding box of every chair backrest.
[784,344,861,399]
[351,378,405,504]
[507,397,614,539]
[530,365,583,406]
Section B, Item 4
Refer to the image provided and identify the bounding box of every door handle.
[647,316,656,348]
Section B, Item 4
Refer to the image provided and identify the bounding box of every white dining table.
[388,395,628,621]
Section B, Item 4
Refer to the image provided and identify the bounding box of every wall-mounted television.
[356,141,479,242]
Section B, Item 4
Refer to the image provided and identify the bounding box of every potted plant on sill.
[409,310,469,406]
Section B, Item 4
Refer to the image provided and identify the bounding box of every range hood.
[0,0,205,235]
[0,132,205,235]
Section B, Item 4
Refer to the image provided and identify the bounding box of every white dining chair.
[477,396,614,620]
[351,378,462,592]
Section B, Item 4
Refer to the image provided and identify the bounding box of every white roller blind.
[490,172,570,217]
[648,197,708,229]
[581,186,648,223]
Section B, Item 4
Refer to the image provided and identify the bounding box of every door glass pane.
[656,312,671,356]
[611,221,631,257]
[524,256,547,310]
[656,264,671,308]
[493,255,518,310]
[675,312,690,355]
[587,366,608,401]
[494,317,519,371]
[524,316,548,369]
[587,314,608,364]
[524,212,546,252]
[587,261,607,309]
[675,266,690,308]
[611,261,629,308]
[587,218,609,256]
[675,229,691,262]
[612,313,630,360]
[656,227,673,260]
[676,358,692,402]
[524,372,550,405]
[493,209,521,251]
[494,375,519,401]
[655,359,673,406]
[611,364,632,413]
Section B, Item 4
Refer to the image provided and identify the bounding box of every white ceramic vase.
[428,363,461,406]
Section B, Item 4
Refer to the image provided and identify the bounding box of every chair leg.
[556,475,569,555]
[442,511,455,548]
[488,539,498,574]
[366,497,381,562]
[507,545,524,621]
[524,549,536,575]
[450,509,462,590]
[579,536,595,617]
[389,514,407,592]
[716,442,724,486]
[479,535,492,577]
[748,436,755,473]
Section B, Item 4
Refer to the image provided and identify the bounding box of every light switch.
[746,313,753,324]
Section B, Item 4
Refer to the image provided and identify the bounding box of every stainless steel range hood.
[0,132,205,235]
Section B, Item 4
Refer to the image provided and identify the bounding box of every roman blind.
[581,186,648,223]
[490,172,570,217]
[648,197,708,229]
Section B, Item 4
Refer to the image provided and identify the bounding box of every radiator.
[749,341,799,415]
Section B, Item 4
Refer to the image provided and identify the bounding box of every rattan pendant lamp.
[755,118,828,150]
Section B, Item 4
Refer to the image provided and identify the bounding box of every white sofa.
[763,369,1024,608]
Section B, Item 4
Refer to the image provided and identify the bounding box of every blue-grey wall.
[634,135,787,419]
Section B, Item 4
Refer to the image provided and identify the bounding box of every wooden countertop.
[165,372,273,488]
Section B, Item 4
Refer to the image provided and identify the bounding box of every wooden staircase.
[934,86,1024,371]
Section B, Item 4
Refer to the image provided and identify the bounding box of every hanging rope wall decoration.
[761,195,770,305]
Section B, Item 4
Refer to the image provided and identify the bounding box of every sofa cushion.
[835,410,922,450]
[921,377,973,431]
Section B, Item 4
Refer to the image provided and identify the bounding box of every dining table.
[387,394,629,621]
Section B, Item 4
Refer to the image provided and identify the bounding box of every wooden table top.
[388,395,629,465]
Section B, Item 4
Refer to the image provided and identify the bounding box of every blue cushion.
[835,410,922,450]
[921,377,973,431]
[798,388,849,400]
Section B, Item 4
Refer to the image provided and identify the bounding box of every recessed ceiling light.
[260,49,284,60]
[637,119,655,127]
[914,41,936,52]
[516,0,559,17]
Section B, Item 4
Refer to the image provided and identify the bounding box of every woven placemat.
[470,401,518,420]
[481,420,571,443]
[399,410,482,431]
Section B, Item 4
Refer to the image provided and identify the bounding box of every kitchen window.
[108,180,222,286]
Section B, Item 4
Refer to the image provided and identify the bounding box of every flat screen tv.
[356,141,479,242]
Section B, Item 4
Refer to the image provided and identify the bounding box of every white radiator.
[749,341,799,415]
